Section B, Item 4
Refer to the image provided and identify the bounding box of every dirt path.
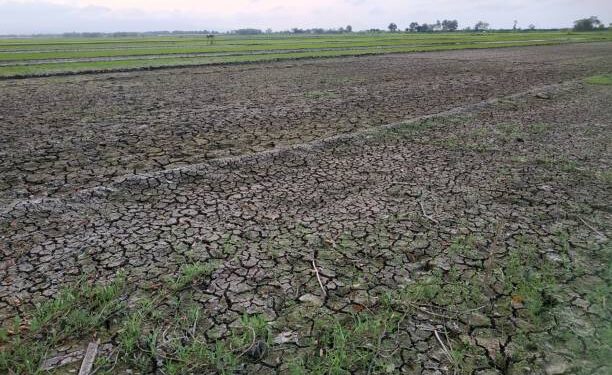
[1,43,611,203]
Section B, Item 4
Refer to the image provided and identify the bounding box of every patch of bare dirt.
[0,44,611,374]
[1,43,611,201]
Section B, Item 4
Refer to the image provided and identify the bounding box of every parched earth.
[1,42,612,202]
[0,44,611,374]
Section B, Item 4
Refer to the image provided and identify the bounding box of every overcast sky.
[1,0,611,35]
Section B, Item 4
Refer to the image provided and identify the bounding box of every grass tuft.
[584,73,612,85]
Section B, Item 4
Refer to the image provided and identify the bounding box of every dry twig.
[312,259,327,296]
[419,193,440,225]
[406,302,453,320]
[191,309,199,337]
[237,326,258,358]
[434,330,454,363]
[578,216,606,238]
[91,348,118,375]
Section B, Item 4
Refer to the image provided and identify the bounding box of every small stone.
[535,92,551,99]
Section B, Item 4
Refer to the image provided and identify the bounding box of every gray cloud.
[1,0,611,35]
[0,1,211,34]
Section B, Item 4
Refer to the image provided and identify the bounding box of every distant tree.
[474,21,490,31]
[528,24,536,30]
[388,22,398,32]
[430,20,440,31]
[573,16,601,31]
[416,23,432,32]
[345,25,353,33]
[234,28,262,35]
[409,22,419,32]
[513,20,518,31]
[442,19,459,31]
[112,32,139,37]
[265,28,273,34]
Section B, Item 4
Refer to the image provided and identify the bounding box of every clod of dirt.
[544,353,570,375]
[273,331,298,345]
[535,92,551,99]
[298,293,324,306]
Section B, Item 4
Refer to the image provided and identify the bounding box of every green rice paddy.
[1,31,610,78]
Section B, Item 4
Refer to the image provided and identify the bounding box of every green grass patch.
[0,261,232,375]
[287,308,404,374]
[0,275,127,374]
[584,73,612,85]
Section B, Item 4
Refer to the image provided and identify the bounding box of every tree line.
[14,16,608,39]
[385,16,609,33]
[573,16,608,31]
[232,26,354,35]
[387,20,479,33]
[402,20,460,32]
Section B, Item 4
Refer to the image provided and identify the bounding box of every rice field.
[1,30,611,78]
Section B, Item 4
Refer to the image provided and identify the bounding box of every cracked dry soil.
[0,43,611,374]
[1,42,612,201]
